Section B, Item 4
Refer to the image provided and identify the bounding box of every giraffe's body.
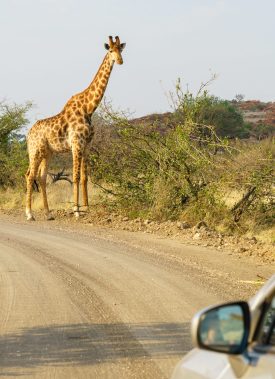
[26,36,125,220]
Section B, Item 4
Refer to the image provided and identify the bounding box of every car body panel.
[242,353,275,378]
[171,275,275,379]
[171,349,235,379]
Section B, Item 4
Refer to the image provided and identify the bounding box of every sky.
[1,0,275,125]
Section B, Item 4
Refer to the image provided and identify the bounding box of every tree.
[198,100,250,138]
[235,94,245,103]
[0,101,32,187]
[169,79,249,138]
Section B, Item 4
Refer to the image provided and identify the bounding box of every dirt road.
[0,216,273,378]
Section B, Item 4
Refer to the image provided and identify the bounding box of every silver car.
[171,274,275,379]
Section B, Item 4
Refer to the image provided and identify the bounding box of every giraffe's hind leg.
[81,154,89,211]
[38,156,54,220]
[25,155,42,221]
[72,146,83,219]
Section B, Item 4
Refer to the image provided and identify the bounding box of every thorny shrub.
[90,82,274,232]
[91,83,231,223]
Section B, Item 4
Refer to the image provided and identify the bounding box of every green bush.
[91,83,274,233]
[0,101,31,187]
[91,84,232,221]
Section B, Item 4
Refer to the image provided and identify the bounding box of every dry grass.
[0,174,273,246]
[256,228,275,244]
[32,181,73,211]
[0,187,25,209]
[0,181,104,212]
[222,189,245,209]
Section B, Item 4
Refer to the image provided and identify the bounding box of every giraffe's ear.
[120,43,126,51]
[104,43,110,50]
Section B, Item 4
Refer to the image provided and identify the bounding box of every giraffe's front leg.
[72,148,82,219]
[26,168,35,221]
[38,157,54,220]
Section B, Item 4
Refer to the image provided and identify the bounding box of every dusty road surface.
[0,215,273,378]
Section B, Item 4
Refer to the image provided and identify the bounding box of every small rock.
[195,221,208,230]
[144,219,151,225]
[122,217,129,222]
[218,238,224,246]
[177,221,191,230]
[193,232,201,240]
[249,236,258,244]
[236,247,248,254]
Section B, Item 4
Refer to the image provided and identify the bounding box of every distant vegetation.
[0,82,274,238]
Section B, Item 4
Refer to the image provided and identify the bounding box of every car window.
[258,296,275,346]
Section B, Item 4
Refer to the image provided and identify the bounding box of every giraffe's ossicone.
[25,36,126,221]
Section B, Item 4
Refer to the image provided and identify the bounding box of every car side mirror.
[192,301,250,355]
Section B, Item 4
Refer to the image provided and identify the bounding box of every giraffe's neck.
[84,54,114,115]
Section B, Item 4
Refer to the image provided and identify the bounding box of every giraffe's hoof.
[73,206,80,219]
[27,215,35,221]
[82,205,89,213]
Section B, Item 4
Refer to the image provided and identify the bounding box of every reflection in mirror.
[199,304,245,353]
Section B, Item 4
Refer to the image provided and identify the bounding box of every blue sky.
[1,0,275,123]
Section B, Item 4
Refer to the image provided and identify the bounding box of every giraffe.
[25,36,126,221]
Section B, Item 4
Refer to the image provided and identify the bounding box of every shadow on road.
[0,322,191,375]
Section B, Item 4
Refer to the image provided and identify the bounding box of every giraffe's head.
[105,36,126,65]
